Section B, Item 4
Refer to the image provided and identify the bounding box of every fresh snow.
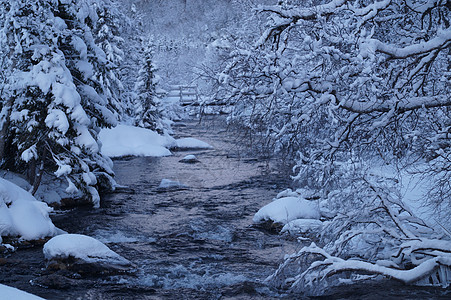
[99,124,175,157]
[0,177,60,241]
[175,137,213,149]
[43,234,130,266]
[253,197,320,225]
[0,284,45,300]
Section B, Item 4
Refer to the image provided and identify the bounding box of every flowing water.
[1,117,450,299]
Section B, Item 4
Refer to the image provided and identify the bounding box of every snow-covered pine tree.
[52,0,120,205]
[0,0,120,207]
[92,0,125,119]
[113,1,146,121]
[134,39,162,131]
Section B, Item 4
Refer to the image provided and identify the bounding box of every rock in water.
[43,234,132,275]
[179,154,200,163]
[157,179,188,191]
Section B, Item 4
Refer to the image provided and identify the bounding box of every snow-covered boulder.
[157,179,187,190]
[179,154,200,163]
[99,124,175,158]
[281,219,323,235]
[175,137,213,150]
[0,284,45,300]
[253,197,320,226]
[0,177,60,241]
[43,234,132,274]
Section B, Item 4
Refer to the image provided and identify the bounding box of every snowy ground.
[0,284,45,300]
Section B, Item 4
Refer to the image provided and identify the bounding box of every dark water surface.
[1,117,449,299]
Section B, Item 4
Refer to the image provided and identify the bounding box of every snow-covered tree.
[93,0,126,119]
[0,0,121,207]
[216,0,451,292]
[134,39,162,131]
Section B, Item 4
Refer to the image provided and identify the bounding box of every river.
[0,116,449,299]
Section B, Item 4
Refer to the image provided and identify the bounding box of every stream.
[1,116,449,299]
[1,116,298,299]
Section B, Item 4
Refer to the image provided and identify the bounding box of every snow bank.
[0,284,45,300]
[175,137,213,150]
[0,177,59,241]
[43,234,130,266]
[253,197,320,224]
[99,124,175,158]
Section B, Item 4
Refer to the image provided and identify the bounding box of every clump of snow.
[43,234,130,266]
[281,219,323,235]
[175,137,213,150]
[0,284,45,300]
[158,179,187,189]
[253,197,320,225]
[99,124,176,158]
[0,177,60,241]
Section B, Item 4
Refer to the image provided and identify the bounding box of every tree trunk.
[0,101,12,163]
[30,147,47,196]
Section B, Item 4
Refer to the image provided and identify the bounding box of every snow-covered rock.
[0,284,45,300]
[253,197,320,225]
[99,124,176,157]
[43,234,130,267]
[179,154,200,163]
[158,179,187,190]
[281,219,323,235]
[175,137,213,150]
[0,177,60,241]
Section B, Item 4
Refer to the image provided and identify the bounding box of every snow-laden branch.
[363,29,451,59]
[319,256,451,285]
[255,0,349,46]
[257,0,348,20]
[340,95,451,114]
[354,0,392,17]
[269,242,451,294]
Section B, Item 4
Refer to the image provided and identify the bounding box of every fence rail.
[167,85,198,106]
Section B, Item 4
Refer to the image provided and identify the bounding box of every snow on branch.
[257,0,348,20]
[268,242,451,295]
[340,95,451,114]
[315,255,451,285]
[364,29,451,59]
